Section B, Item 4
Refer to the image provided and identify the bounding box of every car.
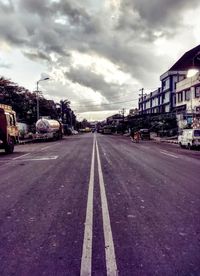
[139,129,150,140]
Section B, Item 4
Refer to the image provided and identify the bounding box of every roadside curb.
[152,138,178,144]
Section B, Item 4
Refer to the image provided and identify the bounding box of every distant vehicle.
[0,104,19,153]
[178,128,200,149]
[102,125,113,134]
[17,122,30,140]
[72,130,78,135]
[36,118,63,141]
[85,127,91,132]
[139,129,150,140]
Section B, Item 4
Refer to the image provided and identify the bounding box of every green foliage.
[0,76,76,127]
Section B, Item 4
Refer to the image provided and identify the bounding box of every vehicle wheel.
[179,142,183,148]
[5,136,14,154]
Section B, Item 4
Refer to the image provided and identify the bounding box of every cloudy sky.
[0,0,200,120]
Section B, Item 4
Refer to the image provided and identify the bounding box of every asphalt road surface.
[0,133,199,276]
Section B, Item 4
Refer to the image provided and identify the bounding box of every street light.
[187,53,200,78]
[186,55,200,124]
[36,77,49,121]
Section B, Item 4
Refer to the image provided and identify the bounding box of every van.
[178,129,200,149]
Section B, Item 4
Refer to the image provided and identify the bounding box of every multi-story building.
[175,72,200,129]
[138,44,200,115]
[176,72,200,113]
[139,88,161,114]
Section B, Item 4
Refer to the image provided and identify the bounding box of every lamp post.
[36,77,49,121]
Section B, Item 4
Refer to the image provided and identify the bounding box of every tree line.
[0,76,76,129]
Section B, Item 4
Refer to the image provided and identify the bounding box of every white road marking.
[22,156,58,161]
[13,153,30,160]
[80,135,96,276]
[96,139,118,276]
[41,143,59,150]
[0,155,58,163]
[160,150,179,159]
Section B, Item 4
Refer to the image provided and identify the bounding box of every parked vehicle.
[102,125,112,134]
[139,129,150,140]
[36,118,63,140]
[17,122,30,140]
[0,104,19,153]
[178,128,200,149]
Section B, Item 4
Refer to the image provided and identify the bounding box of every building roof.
[169,44,200,71]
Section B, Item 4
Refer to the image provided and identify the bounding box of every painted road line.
[41,143,59,150]
[160,150,179,159]
[0,156,58,162]
[13,156,59,161]
[13,153,30,160]
[80,135,96,276]
[96,139,118,276]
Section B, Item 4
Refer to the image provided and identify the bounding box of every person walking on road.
[134,131,140,143]
[130,129,140,143]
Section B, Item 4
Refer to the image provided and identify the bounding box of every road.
[0,133,199,276]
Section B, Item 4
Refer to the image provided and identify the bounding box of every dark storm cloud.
[66,66,125,102]
[19,0,50,16]
[118,0,200,36]
[23,50,51,62]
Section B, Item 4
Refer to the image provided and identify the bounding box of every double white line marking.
[81,136,118,276]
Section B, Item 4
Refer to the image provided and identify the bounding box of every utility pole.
[122,108,125,122]
[139,88,144,115]
[36,77,49,121]
[119,108,125,134]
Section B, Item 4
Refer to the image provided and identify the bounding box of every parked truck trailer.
[36,118,63,141]
[0,104,19,153]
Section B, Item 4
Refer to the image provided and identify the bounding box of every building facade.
[138,88,161,114]
[176,72,200,113]
[138,44,200,116]
[175,72,200,129]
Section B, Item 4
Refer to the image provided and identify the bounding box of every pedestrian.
[134,131,140,143]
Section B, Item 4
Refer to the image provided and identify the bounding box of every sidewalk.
[151,136,178,144]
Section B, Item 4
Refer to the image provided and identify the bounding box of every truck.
[0,104,19,153]
[36,118,63,141]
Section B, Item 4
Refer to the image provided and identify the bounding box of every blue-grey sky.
[0,0,200,120]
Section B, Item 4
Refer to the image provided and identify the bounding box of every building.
[175,72,200,129]
[176,72,200,113]
[138,88,161,114]
[106,113,123,125]
[138,44,200,115]
[129,108,139,116]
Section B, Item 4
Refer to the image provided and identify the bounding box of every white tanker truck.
[36,118,63,141]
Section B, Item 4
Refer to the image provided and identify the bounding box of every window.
[185,89,190,101]
[194,130,200,137]
[162,93,165,102]
[177,91,183,102]
[162,78,170,91]
[173,94,176,105]
[195,86,200,98]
